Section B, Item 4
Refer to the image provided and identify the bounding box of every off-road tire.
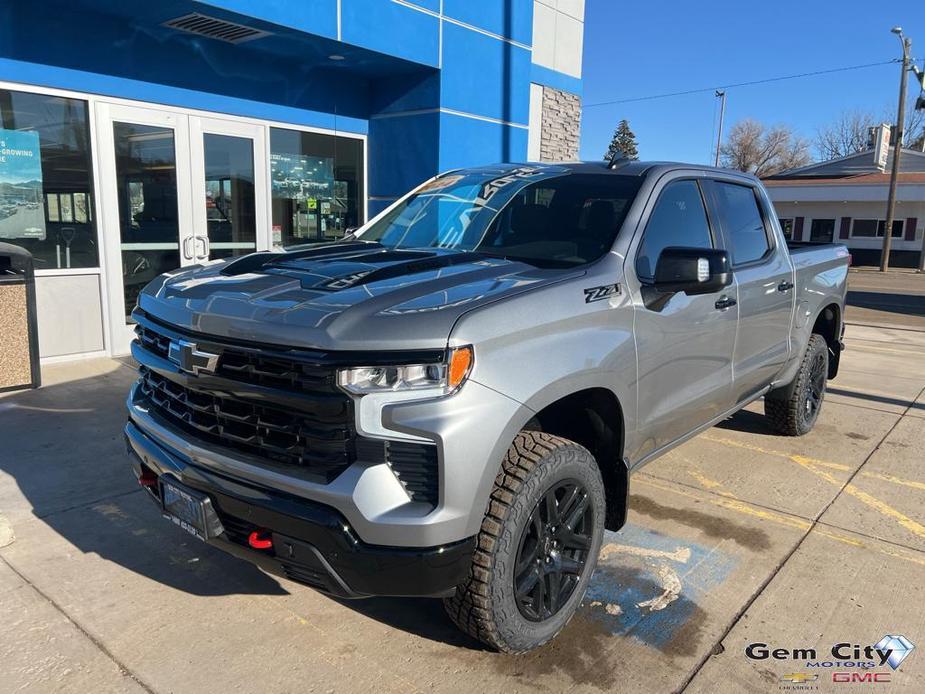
[765,333,829,436]
[443,431,605,653]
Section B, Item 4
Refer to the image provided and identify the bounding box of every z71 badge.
[583,284,621,303]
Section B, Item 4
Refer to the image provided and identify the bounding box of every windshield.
[356,169,642,267]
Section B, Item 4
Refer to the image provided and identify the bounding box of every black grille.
[356,438,439,506]
[139,367,353,484]
[135,323,339,396]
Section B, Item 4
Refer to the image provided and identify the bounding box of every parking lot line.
[704,433,925,496]
[639,471,925,570]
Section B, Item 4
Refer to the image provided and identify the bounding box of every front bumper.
[125,420,475,598]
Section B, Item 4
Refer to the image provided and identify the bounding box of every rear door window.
[712,182,771,265]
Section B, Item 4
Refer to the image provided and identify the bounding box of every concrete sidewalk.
[1,325,924,693]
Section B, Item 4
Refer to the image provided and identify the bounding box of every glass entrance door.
[189,117,268,263]
[96,103,196,351]
[97,106,273,354]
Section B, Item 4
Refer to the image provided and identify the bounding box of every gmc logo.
[833,672,891,683]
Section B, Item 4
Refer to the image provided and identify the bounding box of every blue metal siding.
[442,0,533,45]
[0,0,582,216]
[368,112,440,198]
[341,0,440,67]
[440,22,530,124]
[530,63,583,95]
[197,0,339,39]
[438,112,528,170]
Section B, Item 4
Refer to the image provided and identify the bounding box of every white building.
[764,146,925,268]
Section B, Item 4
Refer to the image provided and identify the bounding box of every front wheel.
[444,432,605,653]
[765,333,828,436]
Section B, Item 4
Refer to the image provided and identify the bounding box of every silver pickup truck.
[124,161,849,653]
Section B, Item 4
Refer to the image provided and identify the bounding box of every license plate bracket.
[159,478,224,541]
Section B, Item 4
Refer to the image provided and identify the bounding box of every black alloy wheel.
[514,479,594,622]
[803,349,827,422]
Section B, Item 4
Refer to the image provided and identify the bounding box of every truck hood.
[138,242,579,351]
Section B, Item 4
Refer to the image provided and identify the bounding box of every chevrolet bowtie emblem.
[779,673,817,684]
[168,339,220,376]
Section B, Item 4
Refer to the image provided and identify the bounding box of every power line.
[584,59,901,108]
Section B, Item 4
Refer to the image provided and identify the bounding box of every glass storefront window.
[269,127,364,247]
[0,89,98,269]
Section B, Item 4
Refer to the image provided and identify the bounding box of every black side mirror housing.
[653,247,732,295]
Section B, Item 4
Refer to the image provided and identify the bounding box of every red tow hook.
[138,469,158,488]
[248,530,273,550]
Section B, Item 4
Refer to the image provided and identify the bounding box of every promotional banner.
[0,129,45,241]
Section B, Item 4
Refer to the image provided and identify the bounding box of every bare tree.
[815,110,877,160]
[720,119,811,177]
[814,105,925,160]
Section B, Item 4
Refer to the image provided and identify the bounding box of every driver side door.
[627,177,738,464]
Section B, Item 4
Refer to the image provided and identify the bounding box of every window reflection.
[0,89,98,269]
[270,127,363,247]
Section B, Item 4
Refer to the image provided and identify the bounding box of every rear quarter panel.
[776,245,849,387]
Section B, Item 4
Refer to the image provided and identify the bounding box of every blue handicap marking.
[582,522,738,650]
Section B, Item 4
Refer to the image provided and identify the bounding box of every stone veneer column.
[539,86,581,162]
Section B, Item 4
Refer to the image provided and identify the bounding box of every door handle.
[715,296,737,310]
[777,280,794,292]
[195,236,209,259]
[181,237,194,260]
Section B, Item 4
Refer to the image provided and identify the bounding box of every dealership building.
[0,0,585,360]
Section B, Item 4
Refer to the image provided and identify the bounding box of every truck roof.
[455,161,760,183]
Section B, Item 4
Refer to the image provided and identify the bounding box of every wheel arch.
[522,387,628,532]
[811,302,842,379]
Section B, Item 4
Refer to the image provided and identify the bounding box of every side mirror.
[654,247,732,295]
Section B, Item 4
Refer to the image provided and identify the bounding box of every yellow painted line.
[862,471,925,493]
[636,476,925,568]
[843,485,925,539]
[686,468,738,497]
[701,435,852,471]
[636,476,811,531]
[704,434,925,492]
[790,454,925,539]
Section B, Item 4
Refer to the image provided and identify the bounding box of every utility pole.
[881,27,912,272]
[714,90,727,167]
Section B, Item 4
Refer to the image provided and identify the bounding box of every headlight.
[337,346,473,395]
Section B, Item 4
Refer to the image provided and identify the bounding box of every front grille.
[139,367,353,484]
[135,323,338,396]
[134,317,440,499]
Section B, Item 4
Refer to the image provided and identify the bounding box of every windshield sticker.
[416,175,464,193]
[475,167,546,206]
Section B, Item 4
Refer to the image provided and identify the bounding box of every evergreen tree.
[604,119,639,162]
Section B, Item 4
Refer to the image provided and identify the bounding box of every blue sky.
[579,0,925,163]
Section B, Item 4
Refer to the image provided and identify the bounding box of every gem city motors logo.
[746,635,915,688]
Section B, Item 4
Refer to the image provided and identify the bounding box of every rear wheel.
[444,432,605,653]
[765,333,828,436]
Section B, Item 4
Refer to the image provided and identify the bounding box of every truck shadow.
[0,363,286,598]
[714,408,778,436]
[335,562,708,689]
